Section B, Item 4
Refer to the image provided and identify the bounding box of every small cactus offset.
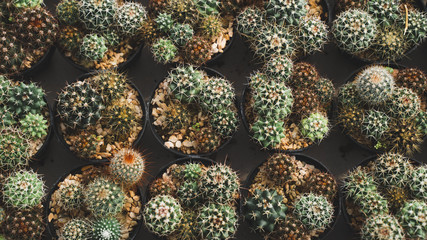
[61,219,92,240]
[109,148,146,185]
[92,218,122,240]
[251,117,285,149]
[56,179,84,211]
[7,82,46,118]
[19,113,48,139]
[152,38,178,64]
[398,200,427,239]
[83,177,125,217]
[293,193,334,231]
[143,195,183,236]
[244,189,287,232]
[300,112,329,142]
[197,203,238,240]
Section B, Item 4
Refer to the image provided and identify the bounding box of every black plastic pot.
[53,71,147,162]
[242,153,341,240]
[340,155,423,233]
[58,43,143,72]
[20,46,56,77]
[44,161,144,240]
[148,67,239,158]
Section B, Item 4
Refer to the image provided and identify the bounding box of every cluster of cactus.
[2,204,46,240]
[337,65,426,155]
[0,4,58,75]
[332,1,427,61]
[236,0,329,60]
[57,71,143,158]
[154,65,238,154]
[144,161,240,239]
[246,153,337,238]
[0,77,49,170]
[343,152,427,239]
[247,61,333,150]
[56,0,146,68]
[145,0,236,65]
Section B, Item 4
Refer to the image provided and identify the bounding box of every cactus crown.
[143,195,183,236]
[109,148,146,185]
[3,169,45,209]
[84,177,125,217]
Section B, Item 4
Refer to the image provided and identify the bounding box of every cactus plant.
[12,0,42,8]
[361,110,390,140]
[366,0,400,26]
[396,68,426,96]
[3,169,45,209]
[181,163,203,181]
[359,191,389,216]
[409,165,427,200]
[19,113,48,139]
[7,82,46,118]
[0,127,31,169]
[0,75,11,104]
[372,27,407,62]
[236,6,264,37]
[264,154,298,185]
[168,65,203,103]
[404,8,427,43]
[386,87,420,119]
[199,164,239,204]
[373,153,411,188]
[140,18,160,44]
[57,0,80,25]
[115,2,146,36]
[252,81,293,120]
[155,12,174,33]
[92,218,122,240]
[102,29,121,47]
[197,203,238,240]
[0,29,26,74]
[177,180,201,206]
[382,119,423,155]
[297,16,329,55]
[251,117,285,148]
[342,167,377,202]
[182,35,213,65]
[305,172,337,201]
[337,82,360,106]
[263,56,293,83]
[78,0,118,31]
[143,195,183,236]
[293,193,334,231]
[199,15,223,40]
[3,205,45,240]
[252,23,295,60]
[58,25,84,54]
[171,210,199,240]
[210,108,239,136]
[354,65,395,105]
[300,112,329,142]
[195,0,220,15]
[80,34,108,61]
[244,189,287,232]
[361,214,404,240]
[199,77,235,112]
[109,148,146,185]
[265,215,308,240]
[170,23,194,46]
[84,177,125,217]
[264,0,308,26]
[56,179,84,211]
[398,200,427,239]
[61,219,92,240]
[289,62,320,90]
[314,77,335,105]
[91,71,127,102]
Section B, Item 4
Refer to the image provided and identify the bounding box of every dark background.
[33,0,427,239]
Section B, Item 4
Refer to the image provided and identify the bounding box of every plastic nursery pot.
[338,63,426,154]
[242,153,341,240]
[53,71,147,162]
[340,155,423,233]
[44,161,144,240]
[18,46,56,77]
[148,67,239,158]
[58,43,144,73]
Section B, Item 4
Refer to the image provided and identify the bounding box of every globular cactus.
[168,65,203,103]
[0,127,31,169]
[263,56,293,83]
[170,23,194,46]
[265,215,308,240]
[80,34,108,61]
[155,12,174,34]
[140,18,160,44]
[408,165,427,200]
[314,77,335,105]
[115,2,146,36]
[92,218,122,240]
[289,62,320,90]
[177,180,201,206]
[84,177,125,217]
[337,82,360,106]
[0,106,15,126]
[244,189,287,232]
[358,191,389,216]
[91,70,127,102]
[7,82,46,118]
[0,29,26,74]
[342,167,377,202]
[210,108,239,137]
[264,154,298,185]
[57,0,80,25]
[361,214,404,240]
[300,112,329,142]
[199,77,235,112]
[61,219,92,240]
[71,132,102,159]
[252,81,293,120]
[236,7,265,37]
[11,0,42,8]
[305,171,337,201]
[338,106,365,135]
[171,210,199,240]
[58,26,84,54]
[366,0,400,26]
[143,195,183,236]
[252,23,295,60]
[182,35,213,65]
[382,119,423,155]
[293,193,334,231]
[405,9,427,43]
[361,110,390,140]
[57,80,104,129]
[248,71,269,89]
[78,0,117,31]
[194,0,220,15]
[56,179,84,211]
[297,16,329,55]
[164,0,199,24]
[292,89,320,117]
[2,169,45,209]
[2,205,45,240]
[109,148,146,186]
[19,113,48,139]
[105,104,138,139]
[354,65,395,105]
[199,15,223,40]
[199,164,240,204]
[396,68,426,96]
[398,200,427,239]
[162,100,192,132]
[181,162,203,181]
[264,0,308,26]
[372,27,407,62]
[197,203,238,240]
[332,9,377,54]
[101,28,121,47]
[386,87,420,119]
[251,117,285,148]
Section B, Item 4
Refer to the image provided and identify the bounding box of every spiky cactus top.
[109,148,146,185]
[143,195,183,236]
[3,169,45,209]
[338,65,425,155]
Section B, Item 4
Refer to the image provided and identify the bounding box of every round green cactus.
[61,219,92,240]
[253,23,295,60]
[332,9,377,54]
[92,218,122,240]
[251,117,285,148]
[3,169,45,209]
[168,65,204,104]
[297,16,329,55]
[57,80,104,129]
[91,71,127,102]
[181,162,203,181]
[170,23,194,46]
[200,15,222,40]
[248,71,269,90]
[115,2,146,36]
[101,29,121,47]
[264,0,308,26]
[7,82,46,118]
[314,77,335,105]
[199,164,240,204]
[143,195,183,236]
[199,77,235,112]
[374,153,411,188]
[342,167,378,202]
[300,112,329,142]
[361,110,390,140]
[155,12,174,33]
[12,0,42,8]
[361,214,404,240]
[253,81,293,120]
[0,106,15,126]
[293,193,334,231]
[80,34,108,61]
[354,65,395,105]
[359,191,389,216]
[177,180,201,207]
[194,0,219,15]
[405,9,427,43]
[386,87,421,119]
[398,200,427,239]
[172,210,199,240]
[78,0,117,31]
[56,179,84,211]
[57,0,80,25]
[236,6,265,37]
[198,203,238,240]
[263,56,293,83]
[366,0,400,26]
[409,165,427,200]
[244,189,287,232]
[210,108,239,137]
[109,148,146,185]
[0,127,31,169]
[372,26,407,62]
[337,82,360,106]
[84,177,125,217]
[19,113,48,139]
